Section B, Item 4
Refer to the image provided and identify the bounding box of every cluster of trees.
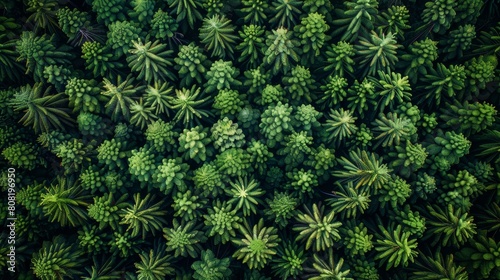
[0,0,499,279]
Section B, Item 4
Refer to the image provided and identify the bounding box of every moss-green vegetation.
[1,1,499,279]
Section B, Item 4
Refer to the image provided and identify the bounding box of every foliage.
[322,41,355,78]
[377,175,412,209]
[54,138,93,174]
[318,75,348,109]
[79,165,105,193]
[440,100,497,135]
[259,102,293,148]
[10,83,74,133]
[422,204,477,247]
[154,157,189,195]
[0,36,24,84]
[418,63,466,107]
[421,0,457,34]
[26,0,59,33]
[232,218,280,269]
[305,249,353,280]
[199,15,238,59]
[205,60,242,93]
[441,24,476,60]
[341,221,373,256]
[129,98,158,130]
[293,203,342,251]
[128,146,159,183]
[56,7,91,42]
[40,177,91,227]
[163,219,206,258]
[240,0,269,25]
[78,225,107,254]
[120,193,167,238]
[109,230,140,257]
[107,21,141,57]
[237,25,266,68]
[264,27,300,75]
[400,38,439,84]
[226,176,265,216]
[174,42,209,87]
[333,149,391,192]
[178,125,213,163]
[295,12,330,64]
[345,78,377,117]
[371,71,412,112]
[278,131,313,168]
[374,224,418,269]
[388,140,428,178]
[286,168,318,200]
[464,55,496,96]
[264,192,298,228]
[476,130,500,163]
[355,31,400,77]
[457,230,500,279]
[193,162,224,197]
[372,112,416,148]
[127,39,176,84]
[91,0,128,26]
[150,8,179,41]
[203,200,242,245]
[101,75,144,122]
[166,0,203,30]
[332,0,379,42]
[349,125,372,149]
[2,142,40,170]
[81,41,124,79]
[246,139,272,175]
[31,236,84,280]
[65,78,103,113]
[282,65,316,104]
[4,2,500,280]
[97,138,128,170]
[327,182,371,219]
[293,104,322,133]
[409,251,468,280]
[269,0,302,28]
[192,249,232,280]
[425,130,471,168]
[271,242,305,279]
[376,6,410,40]
[323,108,357,146]
[129,0,155,25]
[145,120,178,153]
[88,192,130,230]
[170,85,213,126]
[135,242,175,279]
[213,89,246,118]
[215,147,252,178]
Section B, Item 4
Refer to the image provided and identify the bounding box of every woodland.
[0,0,500,279]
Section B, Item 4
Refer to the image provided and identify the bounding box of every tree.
[127,39,176,84]
[232,218,280,269]
[293,203,342,252]
[40,177,91,227]
[192,249,232,280]
[264,27,300,75]
[199,15,238,59]
[374,224,418,269]
[31,236,85,279]
[120,193,167,238]
[332,149,391,192]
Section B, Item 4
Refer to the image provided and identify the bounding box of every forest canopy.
[0,0,500,279]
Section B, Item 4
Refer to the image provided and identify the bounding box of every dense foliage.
[0,0,499,279]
